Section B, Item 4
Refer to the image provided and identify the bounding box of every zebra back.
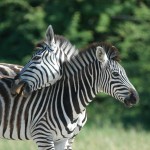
[0,63,22,78]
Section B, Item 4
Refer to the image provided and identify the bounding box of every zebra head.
[11,25,78,97]
[95,43,139,107]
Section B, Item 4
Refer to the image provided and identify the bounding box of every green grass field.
[0,126,150,150]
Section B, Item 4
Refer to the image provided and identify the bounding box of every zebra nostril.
[129,89,139,105]
[124,89,139,107]
[129,92,137,104]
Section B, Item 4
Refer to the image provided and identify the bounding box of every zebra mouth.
[11,80,32,97]
[124,99,133,107]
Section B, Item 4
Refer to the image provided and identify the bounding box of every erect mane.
[34,35,74,48]
[34,35,69,50]
[54,35,79,57]
[34,35,78,58]
[54,35,70,46]
[81,42,120,62]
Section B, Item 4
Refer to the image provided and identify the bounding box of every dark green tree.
[0,0,150,128]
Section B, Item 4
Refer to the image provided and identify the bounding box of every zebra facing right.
[12,40,139,149]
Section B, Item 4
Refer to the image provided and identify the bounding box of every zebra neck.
[62,50,101,119]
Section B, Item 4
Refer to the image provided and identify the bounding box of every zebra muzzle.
[11,80,31,97]
[11,80,25,95]
[124,89,139,107]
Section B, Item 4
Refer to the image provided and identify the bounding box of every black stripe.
[0,100,2,125]
[63,79,73,121]
[69,75,80,114]
[0,81,11,137]
[41,66,49,81]
[30,66,44,86]
[17,97,26,140]
[52,83,65,138]
[31,91,42,122]
[56,82,68,132]
[10,91,23,139]
[45,53,59,74]
[33,88,49,123]
[24,91,37,139]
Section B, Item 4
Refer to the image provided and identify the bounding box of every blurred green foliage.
[0,0,150,128]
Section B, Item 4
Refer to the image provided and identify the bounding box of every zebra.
[11,25,78,96]
[0,25,79,149]
[12,38,139,149]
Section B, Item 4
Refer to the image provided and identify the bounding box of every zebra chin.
[123,89,139,107]
[11,80,32,98]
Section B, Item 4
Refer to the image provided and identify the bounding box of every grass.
[0,126,150,150]
[73,126,150,150]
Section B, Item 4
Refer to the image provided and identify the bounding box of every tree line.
[0,0,150,128]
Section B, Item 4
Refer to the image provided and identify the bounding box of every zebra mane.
[81,42,120,62]
[34,35,79,58]
[54,35,70,46]
[54,35,79,57]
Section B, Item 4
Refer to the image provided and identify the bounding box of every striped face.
[99,60,139,107]
[11,25,79,97]
[11,42,63,97]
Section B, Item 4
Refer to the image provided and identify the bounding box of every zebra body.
[12,34,139,150]
[0,70,85,147]
[0,25,138,150]
[0,26,83,149]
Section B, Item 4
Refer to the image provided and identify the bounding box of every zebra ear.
[45,25,56,46]
[96,46,108,66]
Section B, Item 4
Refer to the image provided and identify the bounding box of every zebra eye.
[36,45,43,51]
[32,56,41,61]
[112,71,119,76]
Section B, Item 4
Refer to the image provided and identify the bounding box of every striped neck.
[62,48,102,117]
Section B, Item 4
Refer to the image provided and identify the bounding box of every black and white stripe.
[11,26,78,97]
[12,39,139,150]
[0,26,79,149]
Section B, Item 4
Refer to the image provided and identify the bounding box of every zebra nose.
[124,89,139,107]
[11,79,25,95]
[11,79,32,97]
[129,89,139,104]
[129,91,138,104]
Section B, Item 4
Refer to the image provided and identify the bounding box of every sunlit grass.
[73,126,150,150]
[0,126,150,150]
[0,140,37,150]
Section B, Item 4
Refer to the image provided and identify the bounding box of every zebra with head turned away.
[11,26,78,97]
[12,34,139,149]
[0,25,79,150]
